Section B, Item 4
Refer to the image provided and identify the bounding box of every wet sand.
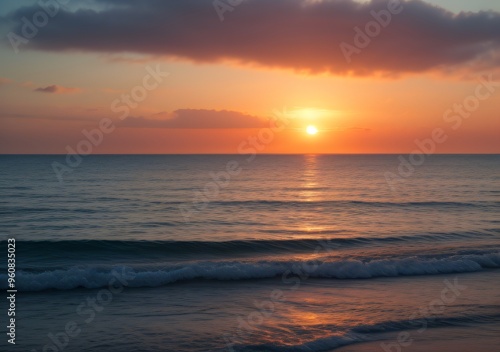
[334,325,500,352]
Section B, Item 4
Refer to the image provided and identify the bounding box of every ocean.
[1,154,499,352]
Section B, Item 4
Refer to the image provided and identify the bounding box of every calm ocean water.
[1,155,499,351]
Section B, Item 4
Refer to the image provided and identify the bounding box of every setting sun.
[306,125,318,135]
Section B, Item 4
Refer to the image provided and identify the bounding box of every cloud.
[5,0,500,76]
[34,85,82,94]
[120,109,268,129]
[0,78,12,86]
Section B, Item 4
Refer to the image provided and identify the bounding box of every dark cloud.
[346,127,372,132]
[6,0,500,75]
[34,85,59,93]
[120,109,268,129]
[34,85,81,94]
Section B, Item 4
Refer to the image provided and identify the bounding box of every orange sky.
[0,0,499,154]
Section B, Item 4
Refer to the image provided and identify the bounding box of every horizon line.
[1,153,499,156]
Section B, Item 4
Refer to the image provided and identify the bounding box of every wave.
[3,251,500,292]
[235,332,370,352]
[236,313,500,351]
[3,200,499,215]
[206,199,500,209]
[4,230,498,259]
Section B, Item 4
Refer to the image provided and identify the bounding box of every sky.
[0,0,499,154]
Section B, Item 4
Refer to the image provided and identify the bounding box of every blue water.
[0,155,499,351]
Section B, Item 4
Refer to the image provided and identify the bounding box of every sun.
[306,125,318,135]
